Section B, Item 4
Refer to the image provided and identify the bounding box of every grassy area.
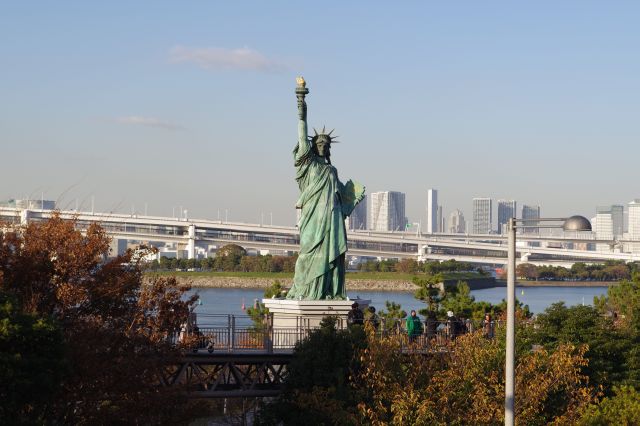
[346,272,417,281]
[441,272,491,281]
[147,270,490,282]
[149,271,294,279]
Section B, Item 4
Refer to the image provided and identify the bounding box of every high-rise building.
[521,205,541,234]
[347,195,367,230]
[426,189,438,233]
[628,200,640,254]
[473,198,492,234]
[448,209,466,233]
[369,191,406,231]
[612,205,624,237]
[594,205,624,251]
[437,205,444,233]
[497,200,517,234]
[594,207,613,252]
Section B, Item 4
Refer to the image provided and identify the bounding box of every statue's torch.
[296,76,308,120]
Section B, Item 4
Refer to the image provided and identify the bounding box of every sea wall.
[444,277,498,290]
[169,276,498,292]
[161,275,610,291]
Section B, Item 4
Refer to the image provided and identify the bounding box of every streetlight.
[505,215,591,426]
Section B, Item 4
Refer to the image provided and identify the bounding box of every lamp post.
[505,215,591,426]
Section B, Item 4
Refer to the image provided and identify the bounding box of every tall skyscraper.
[426,189,438,233]
[369,191,406,231]
[594,205,624,251]
[497,200,517,234]
[348,195,367,230]
[521,205,541,234]
[628,200,640,254]
[448,209,466,233]
[472,198,492,234]
[612,205,624,237]
[437,205,444,233]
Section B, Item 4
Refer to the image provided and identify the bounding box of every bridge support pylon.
[187,224,196,259]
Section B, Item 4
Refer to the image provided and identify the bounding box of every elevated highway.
[2,207,638,267]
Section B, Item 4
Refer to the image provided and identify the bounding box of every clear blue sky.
[1,2,639,225]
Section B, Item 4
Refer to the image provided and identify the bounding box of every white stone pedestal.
[262,298,371,329]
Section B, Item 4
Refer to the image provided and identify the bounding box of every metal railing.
[174,314,501,354]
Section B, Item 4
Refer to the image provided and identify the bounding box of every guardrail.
[175,313,501,354]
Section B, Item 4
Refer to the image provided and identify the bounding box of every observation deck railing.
[173,313,502,354]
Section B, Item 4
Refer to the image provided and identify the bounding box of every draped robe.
[286,120,363,300]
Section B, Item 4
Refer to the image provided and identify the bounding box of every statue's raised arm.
[295,77,310,158]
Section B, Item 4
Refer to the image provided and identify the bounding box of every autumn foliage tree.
[256,317,597,424]
[356,328,597,425]
[0,214,203,424]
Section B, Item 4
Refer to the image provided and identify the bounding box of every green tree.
[571,262,592,280]
[595,278,640,328]
[516,262,539,280]
[378,259,397,272]
[440,281,476,317]
[238,255,258,272]
[0,292,65,424]
[493,297,533,319]
[579,386,640,425]
[413,274,443,310]
[604,264,630,280]
[424,259,473,275]
[396,258,420,273]
[177,258,188,270]
[185,258,197,269]
[522,302,637,393]
[257,316,366,425]
[148,259,160,271]
[246,280,287,328]
[214,244,246,271]
[159,255,171,270]
[440,280,495,321]
[168,257,179,270]
[377,300,407,332]
[198,257,213,270]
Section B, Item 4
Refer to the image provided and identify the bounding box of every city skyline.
[2,3,640,226]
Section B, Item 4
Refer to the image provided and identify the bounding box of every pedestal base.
[262,298,370,329]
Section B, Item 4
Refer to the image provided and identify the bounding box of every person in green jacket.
[406,310,423,344]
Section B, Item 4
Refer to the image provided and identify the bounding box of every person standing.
[447,311,460,342]
[424,310,438,339]
[366,306,380,331]
[482,313,494,339]
[446,311,464,341]
[406,310,423,344]
[347,302,364,326]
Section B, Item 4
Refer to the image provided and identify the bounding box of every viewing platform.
[167,312,499,398]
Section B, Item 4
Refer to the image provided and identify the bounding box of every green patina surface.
[286,78,365,300]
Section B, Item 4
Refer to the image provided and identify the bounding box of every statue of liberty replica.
[287,77,365,300]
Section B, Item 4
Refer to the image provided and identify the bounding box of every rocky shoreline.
[169,276,616,291]
[173,276,419,292]
[514,280,614,287]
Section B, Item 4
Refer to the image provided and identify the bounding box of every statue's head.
[311,127,338,163]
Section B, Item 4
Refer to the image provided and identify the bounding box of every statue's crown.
[312,126,339,144]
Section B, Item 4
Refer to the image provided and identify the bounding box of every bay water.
[192,286,608,323]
